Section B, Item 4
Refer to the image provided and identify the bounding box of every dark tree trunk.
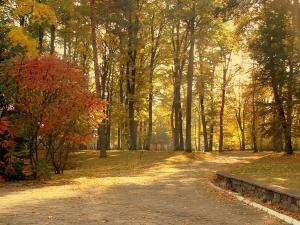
[179,103,184,150]
[208,66,215,152]
[251,69,258,153]
[269,47,293,154]
[146,13,163,150]
[173,81,181,150]
[63,35,67,58]
[147,84,153,150]
[272,87,293,154]
[20,16,25,27]
[219,51,231,152]
[118,66,124,150]
[185,10,195,153]
[171,14,188,151]
[219,86,225,152]
[126,7,139,151]
[235,104,246,151]
[200,95,208,152]
[208,124,214,151]
[171,104,175,150]
[89,0,106,158]
[198,104,201,151]
[50,25,56,55]
[38,26,44,53]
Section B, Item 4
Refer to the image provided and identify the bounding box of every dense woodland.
[1,0,300,179]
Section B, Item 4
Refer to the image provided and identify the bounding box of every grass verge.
[227,152,300,192]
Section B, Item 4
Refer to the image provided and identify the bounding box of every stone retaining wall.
[216,171,300,213]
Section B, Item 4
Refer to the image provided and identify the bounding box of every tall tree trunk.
[146,13,163,150]
[38,26,44,53]
[179,103,184,150]
[219,80,226,152]
[251,68,258,153]
[147,69,153,150]
[200,95,208,151]
[89,0,106,158]
[208,66,215,152]
[235,104,246,151]
[126,7,139,151]
[198,52,208,151]
[292,1,300,53]
[173,79,181,150]
[171,104,175,150]
[171,15,188,151]
[272,84,293,154]
[118,66,124,150]
[198,104,201,151]
[218,51,231,152]
[269,48,293,154]
[185,11,195,152]
[208,124,214,151]
[50,25,56,55]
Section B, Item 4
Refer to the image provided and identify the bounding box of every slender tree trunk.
[173,80,181,150]
[146,13,163,150]
[208,66,215,152]
[20,16,25,27]
[235,106,246,151]
[218,51,231,152]
[118,66,124,150]
[179,104,184,150]
[38,26,44,53]
[198,104,201,151]
[89,0,106,158]
[147,69,153,150]
[219,83,226,152]
[292,1,300,53]
[50,25,56,55]
[171,104,175,150]
[208,124,214,151]
[126,8,139,151]
[200,95,208,151]
[251,68,258,153]
[63,34,67,58]
[171,17,187,151]
[272,86,293,154]
[185,11,195,152]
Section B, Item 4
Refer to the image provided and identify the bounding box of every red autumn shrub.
[2,55,105,175]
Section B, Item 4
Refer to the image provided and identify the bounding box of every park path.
[0,152,285,225]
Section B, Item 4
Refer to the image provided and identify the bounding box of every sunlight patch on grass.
[227,153,300,192]
[51,150,189,185]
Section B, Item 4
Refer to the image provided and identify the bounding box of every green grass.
[227,153,300,192]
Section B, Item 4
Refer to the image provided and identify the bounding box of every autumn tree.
[1,55,104,174]
[249,0,298,154]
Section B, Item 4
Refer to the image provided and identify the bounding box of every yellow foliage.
[7,27,38,57]
[32,3,57,25]
[15,0,34,16]
[15,0,57,25]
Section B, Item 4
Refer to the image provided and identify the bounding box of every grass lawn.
[227,152,300,192]
[51,150,191,184]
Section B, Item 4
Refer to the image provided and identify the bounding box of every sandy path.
[0,152,286,225]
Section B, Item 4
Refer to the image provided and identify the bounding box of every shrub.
[36,159,50,180]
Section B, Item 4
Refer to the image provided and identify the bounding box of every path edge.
[209,182,300,225]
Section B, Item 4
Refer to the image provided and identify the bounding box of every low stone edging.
[215,171,300,213]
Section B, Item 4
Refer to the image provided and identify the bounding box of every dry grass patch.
[227,152,300,192]
[51,150,190,183]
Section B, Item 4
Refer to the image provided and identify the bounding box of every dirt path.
[0,152,286,225]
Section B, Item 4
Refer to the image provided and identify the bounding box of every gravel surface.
[0,152,286,225]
